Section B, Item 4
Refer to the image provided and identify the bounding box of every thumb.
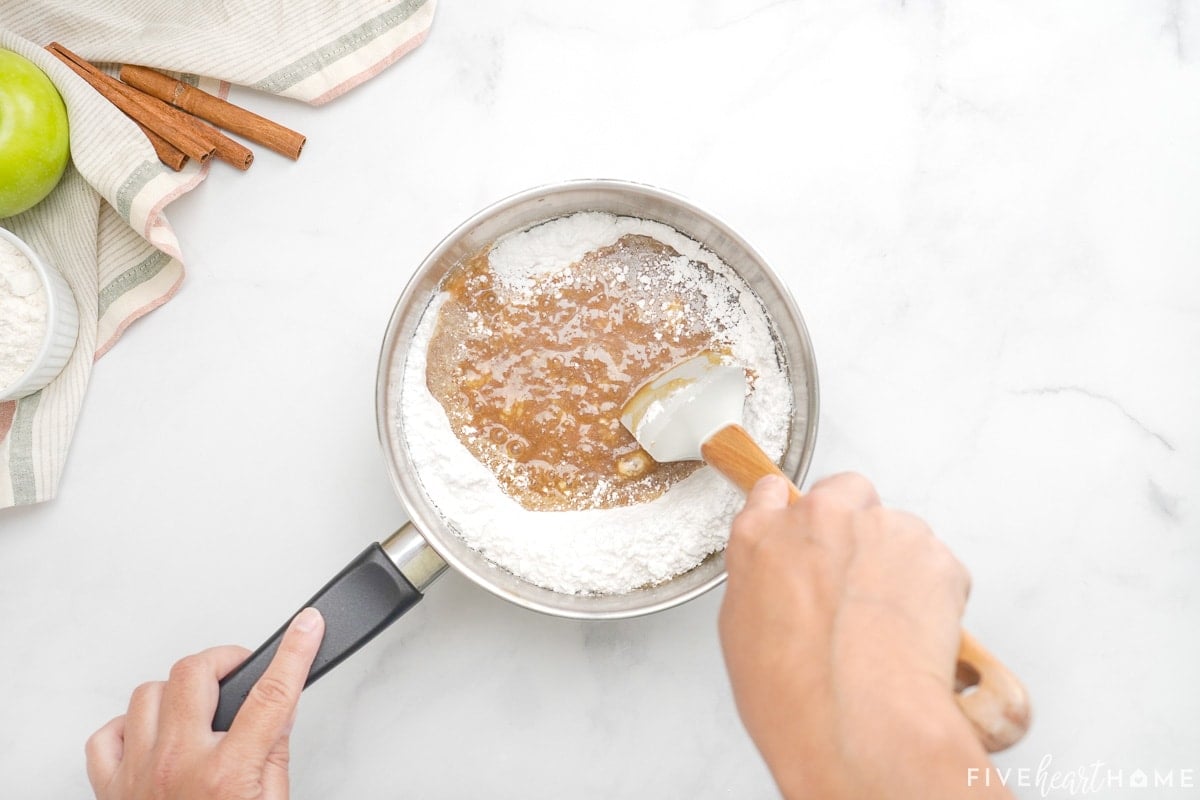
[225,608,325,759]
[742,474,792,512]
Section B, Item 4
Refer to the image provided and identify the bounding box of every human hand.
[719,473,1011,800]
[86,608,325,800]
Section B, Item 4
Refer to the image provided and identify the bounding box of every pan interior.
[378,181,818,619]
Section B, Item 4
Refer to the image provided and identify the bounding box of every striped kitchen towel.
[0,0,435,508]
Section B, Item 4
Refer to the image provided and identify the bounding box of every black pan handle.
[214,527,444,731]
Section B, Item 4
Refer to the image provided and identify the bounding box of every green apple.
[0,49,70,218]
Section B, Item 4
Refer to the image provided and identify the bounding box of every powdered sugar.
[0,237,48,392]
[398,213,792,595]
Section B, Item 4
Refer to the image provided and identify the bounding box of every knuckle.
[892,508,930,532]
[802,488,836,515]
[129,681,161,707]
[911,532,971,594]
[250,673,296,711]
[840,470,876,496]
[888,510,934,544]
[729,509,767,546]
[862,504,892,531]
[168,655,205,684]
[84,730,103,760]
[266,738,291,771]
[928,536,959,567]
[950,554,972,594]
[227,645,253,663]
[811,471,876,502]
[751,528,806,569]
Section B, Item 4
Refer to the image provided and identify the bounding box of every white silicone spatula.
[619,351,802,503]
[620,351,1032,753]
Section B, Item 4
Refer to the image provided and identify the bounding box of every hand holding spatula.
[620,351,1032,753]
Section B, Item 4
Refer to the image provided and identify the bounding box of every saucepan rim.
[374,179,819,619]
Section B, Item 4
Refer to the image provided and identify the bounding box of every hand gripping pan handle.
[213,523,446,731]
[701,423,1032,752]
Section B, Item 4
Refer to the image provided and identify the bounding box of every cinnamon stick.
[136,122,188,171]
[187,118,253,170]
[46,43,214,164]
[120,64,306,160]
[49,45,253,171]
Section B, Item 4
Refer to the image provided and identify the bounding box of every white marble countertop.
[3,2,1199,797]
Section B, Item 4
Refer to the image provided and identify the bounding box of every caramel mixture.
[426,234,733,511]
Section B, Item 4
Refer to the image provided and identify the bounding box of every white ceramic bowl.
[0,227,79,402]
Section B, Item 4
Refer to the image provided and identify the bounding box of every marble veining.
[1014,385,1176,451]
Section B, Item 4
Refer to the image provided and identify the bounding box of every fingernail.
[293,607,322,633]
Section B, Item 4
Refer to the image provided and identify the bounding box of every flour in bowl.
[0,236,47,392]
[399,212,792,595]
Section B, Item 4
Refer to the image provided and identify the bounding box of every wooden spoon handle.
[954,630,1032,752]
[699,423,803,503]
[700,423,1032,752]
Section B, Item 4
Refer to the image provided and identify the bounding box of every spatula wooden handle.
[700,423,1031,752]
[954,630,1032,752]
[700,423,803,503]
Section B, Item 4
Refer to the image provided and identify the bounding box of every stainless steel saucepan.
[213,180,820,729]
